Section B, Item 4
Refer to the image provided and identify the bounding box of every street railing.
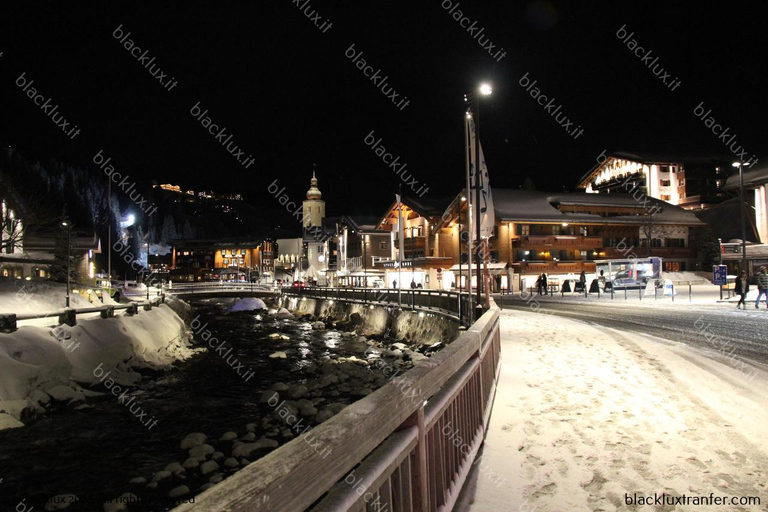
[0,295,167,333]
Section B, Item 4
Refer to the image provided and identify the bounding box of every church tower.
[302,167,325,228]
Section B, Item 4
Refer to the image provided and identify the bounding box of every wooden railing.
[0,295,167,333]
[175,295,501,512]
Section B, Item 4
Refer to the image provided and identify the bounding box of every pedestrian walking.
[756,267,768,308]
[736,270,749,309]
[579,270,587,291]
[536,274,543,295]
[542,273,548,296]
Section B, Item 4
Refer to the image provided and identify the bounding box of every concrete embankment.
[279,295,459,346]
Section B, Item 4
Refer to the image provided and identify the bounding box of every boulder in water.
[271,382,289,392]
[219,431,238,442]
[286,384,308,399]
[200,460,220,475]
[189,444,215,458]
[276,308,294,319]
[315,409,334,423]
[169,485,190,498]
[152,470,172,482]
[165,462,185,475]
[269,351,287,359]
[180,433,207,450]
[232,438,279,458]
[311,321,326,330]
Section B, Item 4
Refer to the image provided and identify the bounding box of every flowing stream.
[0,298,405,512]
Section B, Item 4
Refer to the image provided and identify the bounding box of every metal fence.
[0,295,167,333]
[282,287,475,326]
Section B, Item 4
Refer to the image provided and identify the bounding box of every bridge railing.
[168,282,274,294]
[0,295,166,333]
[282,287,474,326]
[175,298,501,512]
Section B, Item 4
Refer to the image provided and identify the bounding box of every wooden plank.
[312,427,417,512]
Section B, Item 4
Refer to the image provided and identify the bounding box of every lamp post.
[363,233,368,301]
[468,83,492,315]
[62,221,71,308]
[733,161,748,276]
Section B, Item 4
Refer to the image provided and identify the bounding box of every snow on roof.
[492,189,705,226]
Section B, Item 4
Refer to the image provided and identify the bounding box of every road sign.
[713,265,727,286]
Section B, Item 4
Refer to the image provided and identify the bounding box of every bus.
[595,257,662,290]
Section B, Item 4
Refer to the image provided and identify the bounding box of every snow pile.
[0,291,200,429]
[0,278,118,316]
[229,297,266,312]
[459,309,768,511]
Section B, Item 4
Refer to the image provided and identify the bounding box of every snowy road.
[457,308,768,512]
[497,295,768,367]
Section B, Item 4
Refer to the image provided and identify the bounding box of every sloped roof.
[492,189,705,226]
[723,161,768,191]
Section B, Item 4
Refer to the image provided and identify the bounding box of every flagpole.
[397,193,404,306]
[464,115,473,305]
[474,103,482,313]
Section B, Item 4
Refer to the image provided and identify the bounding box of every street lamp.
[62,221,71,308]
[467,82,492,316]
[733,161,749,276]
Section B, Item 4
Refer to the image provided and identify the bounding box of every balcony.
[513,260,597,274]
[513,235,603,248]
[602,247,696,259]
[394,236,426,251]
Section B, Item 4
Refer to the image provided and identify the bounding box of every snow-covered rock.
[229,298,266,312]
[276,308,294,319]
[269,351,287,359]
[0,412,24,429]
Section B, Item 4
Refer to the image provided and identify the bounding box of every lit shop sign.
[381,260,414,269]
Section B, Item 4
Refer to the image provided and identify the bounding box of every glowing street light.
[479,83,493,96]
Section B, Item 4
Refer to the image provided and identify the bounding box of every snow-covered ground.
[0,279,200,430]
[459,308,768,511]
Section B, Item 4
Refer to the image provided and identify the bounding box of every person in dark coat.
[536,274,543,295]
[735,270,749,309]
[542,273,548,295]
[579,271,587,290]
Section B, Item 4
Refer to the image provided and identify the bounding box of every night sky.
[1,1,765,218]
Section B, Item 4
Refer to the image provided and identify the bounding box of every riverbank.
[0,280,200,430]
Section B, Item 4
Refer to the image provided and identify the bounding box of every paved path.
[456,309,768,511]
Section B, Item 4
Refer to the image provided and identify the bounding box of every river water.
[0,298,404,512]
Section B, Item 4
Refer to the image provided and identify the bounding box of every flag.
[466,116,496,239]
[396,194,405,263]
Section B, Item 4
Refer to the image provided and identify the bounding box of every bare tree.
[639,205,668,257]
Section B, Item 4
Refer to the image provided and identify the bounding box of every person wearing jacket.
[736,270,749,309]
[756,267,768,308]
